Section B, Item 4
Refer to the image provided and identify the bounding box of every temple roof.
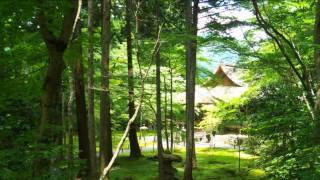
[215,64,245,87]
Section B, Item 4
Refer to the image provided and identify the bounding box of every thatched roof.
[175,64,248,105]
[215,64,246,87]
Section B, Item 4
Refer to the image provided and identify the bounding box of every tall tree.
[314,0,320,145]
[155,0,165,178]
[126,0,142,158]
[72,22,91,179]
[169,58,174,152]
[35,0,82,175]
[184,0,198,179]
[87,0,98,178]
[66,75,74,180]
[100,0,113,172]
[164,75,169,151]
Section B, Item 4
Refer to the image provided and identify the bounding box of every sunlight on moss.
[109,148,265,180]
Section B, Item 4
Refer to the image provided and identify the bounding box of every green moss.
[109,148,265,180]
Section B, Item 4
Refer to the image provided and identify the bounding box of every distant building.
[175,64,248,106]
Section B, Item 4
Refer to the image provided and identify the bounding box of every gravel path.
[118,134,248,154]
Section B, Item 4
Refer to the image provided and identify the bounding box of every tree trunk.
[72,24,91,179]
[100,0,113,172]
[156,44,165,180]
[87,0,98,178]
[126,0,142,158]
[314,0,320,145]
[39,48,65,145]
[67,74,74,180]
[155,0,164,178]
[34,45,67,176]
[169,59,174,152]
[184,0,198,179]
[62,92,66,146]
[164,75,169,151]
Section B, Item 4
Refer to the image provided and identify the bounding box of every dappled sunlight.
[110,148,265,180]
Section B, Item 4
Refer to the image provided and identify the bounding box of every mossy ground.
[109,148,265,180]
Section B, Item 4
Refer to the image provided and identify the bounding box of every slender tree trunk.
[169,59,174,152]
[134,0,143,78]
[155,0,164,178]
[100,0,113,172]
[67,75,74,180]
[164,76,169,151]
[72,24,91,179]
[192,139,197,168]
[62,92,66,146]
[314,0,320,145]
[87,0,98,178]
[126,0,142,158]
[184,0,198,179]
[156,44,165,180]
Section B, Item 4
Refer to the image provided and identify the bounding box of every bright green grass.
[109,148,265,180]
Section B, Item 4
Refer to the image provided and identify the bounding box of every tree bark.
[314,0,320,145]
[87,0,98,178]
[72,23,91,179]
[67,76,74,180]
[184,0,198,179]
[100,0,113,172]
[169,59,174,152]
[35,0,82,175]
[164,75,170,151]
[155,0,164,178]
[126,0,142,158]
[156,44,165,180]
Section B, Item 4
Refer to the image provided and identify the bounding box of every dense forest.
[2,0,320,179]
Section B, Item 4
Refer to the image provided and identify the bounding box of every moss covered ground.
[109,148,265,180]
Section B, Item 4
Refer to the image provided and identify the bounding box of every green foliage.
[244,82,317,179]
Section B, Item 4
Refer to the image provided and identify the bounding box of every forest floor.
[109,147,265,180]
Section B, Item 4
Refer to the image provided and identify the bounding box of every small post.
[238,137,241,172]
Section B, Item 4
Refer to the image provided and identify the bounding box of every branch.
[37,0,58,43]
[59,0,82,43]
[146,94,157,116]
[37,0,82,49]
